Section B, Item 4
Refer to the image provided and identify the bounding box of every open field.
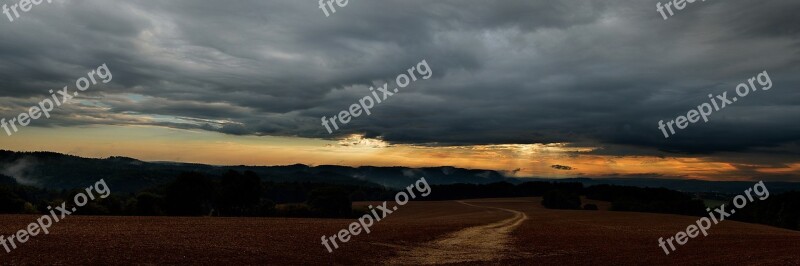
[1,198,799,265]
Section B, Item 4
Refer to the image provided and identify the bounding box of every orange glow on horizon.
[0,125,796,182]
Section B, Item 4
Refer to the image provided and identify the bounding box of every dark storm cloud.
[0,0,799,156]
[551,165,573,171]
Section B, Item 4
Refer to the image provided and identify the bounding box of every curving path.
[387,200,529,265]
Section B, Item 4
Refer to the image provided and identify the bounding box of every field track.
[1,198,799,265]
[388,200,528,264]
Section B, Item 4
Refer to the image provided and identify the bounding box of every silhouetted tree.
[0,188,26,213]
[349,189,367,202]
[541,189,581,210]
[217,170,263,216]
[255,199,276,216]
[735,191,800,230]
[586,185,706,216]
[165,172,214,216]
[99,195,126,215]
[135,192,165,216]
[307,187,351,217]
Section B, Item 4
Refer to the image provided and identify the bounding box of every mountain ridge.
[2,150,799,194]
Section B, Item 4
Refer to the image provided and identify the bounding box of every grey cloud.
[0,0,798,157]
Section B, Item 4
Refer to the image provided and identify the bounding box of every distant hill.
[523,177,800,195]
[0,150,509,192]
[1,150,798,194]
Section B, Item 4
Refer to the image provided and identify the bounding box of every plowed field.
[1,198,798,265]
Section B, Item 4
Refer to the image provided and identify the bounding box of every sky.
[0,0,798,181]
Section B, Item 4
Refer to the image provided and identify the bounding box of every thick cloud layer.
[0,0,798,155]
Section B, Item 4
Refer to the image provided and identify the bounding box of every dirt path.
[387,200,529,265]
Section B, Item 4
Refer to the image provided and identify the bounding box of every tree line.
[1,172,799,231]
[0,171,391,218]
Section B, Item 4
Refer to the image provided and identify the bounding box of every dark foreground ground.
[0,198,798,265]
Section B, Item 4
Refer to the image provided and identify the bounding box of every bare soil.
[0,198,798,265]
